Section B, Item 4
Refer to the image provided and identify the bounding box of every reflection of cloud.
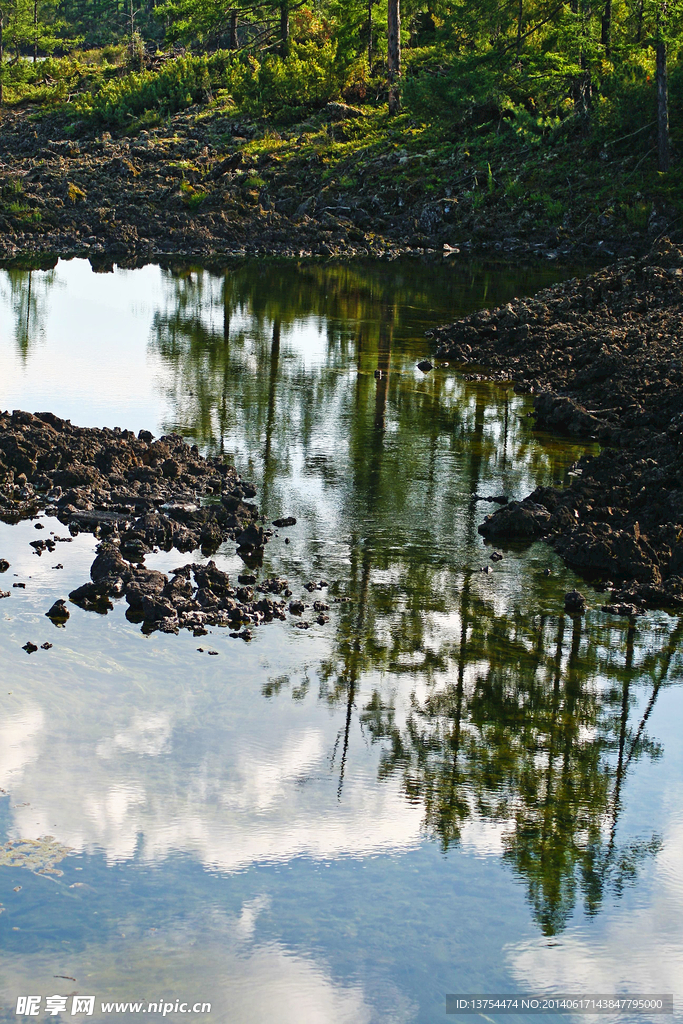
[6,700,422,871]
[0,706,44,790]
[458,815,505,858]
[506,810,683,1006]
[221,729,325,812]
[98,713,173,759]
[0,897,416,1024]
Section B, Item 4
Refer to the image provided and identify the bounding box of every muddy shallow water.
[0,258,682,1024]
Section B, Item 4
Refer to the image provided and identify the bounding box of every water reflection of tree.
[1,268,58,360]
[355,606,680,936]
[146,259,683,937]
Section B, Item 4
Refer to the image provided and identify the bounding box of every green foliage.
[68,38,349,125]
[228,41,346,118]
[179,180,207,208]
[72,53,220,124]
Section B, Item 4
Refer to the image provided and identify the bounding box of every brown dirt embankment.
[430,238,683,612]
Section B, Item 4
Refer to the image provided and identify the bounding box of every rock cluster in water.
[0,409,302,635]
[432,239,683,611]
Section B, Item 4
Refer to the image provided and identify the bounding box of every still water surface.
[0,259,681,1023]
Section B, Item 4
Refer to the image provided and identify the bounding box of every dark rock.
[602,602,641,617]
[325,101,364,121]
[91,543,131,585]
[13,582,26,588]
[490,551,503,562]
[236,523,265,548]
[140,593,177,622]
[22,642,38,653]
[533,393,604,438]
[46,598,70,623]
[479,500,551,540]
[41,642,52,650]
[289,599,306,615]
[238,573,256,584]
[211,152,243,178]
[417,360,433,373]
[69,582,114,613]
[0,559,9,572]
[564,590,587,614]
[0,590,9,599]
[272,516,297,528]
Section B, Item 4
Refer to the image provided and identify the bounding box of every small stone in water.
[46,599,70,624]
[564,590,586,614]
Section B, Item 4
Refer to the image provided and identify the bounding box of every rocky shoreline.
[431,238,683,612]
[0,409,329,637]
[0,107,652,265]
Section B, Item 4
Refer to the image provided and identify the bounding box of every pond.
[0,258,681,1024]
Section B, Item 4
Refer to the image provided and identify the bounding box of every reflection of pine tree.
[149,260,681,937]
[365,608,679,936]
[1,267,58,361]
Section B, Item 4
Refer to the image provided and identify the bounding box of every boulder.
[479,500,551,540]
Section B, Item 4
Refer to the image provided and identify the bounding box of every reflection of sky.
[1,259,682,1023]
[0,261,166,430]
[0,897,398,1024]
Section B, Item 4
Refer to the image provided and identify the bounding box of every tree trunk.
[129,0,135,63]
[656,40,669,172]
[0,10,4,107]
[34,0,38,63]
[280,1,289,57]
[229,9,237,49]
[387,0,400,114]
[367,0,372,68]
[601,0,611,56]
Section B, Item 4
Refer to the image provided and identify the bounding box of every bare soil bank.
[431,238,683,612]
